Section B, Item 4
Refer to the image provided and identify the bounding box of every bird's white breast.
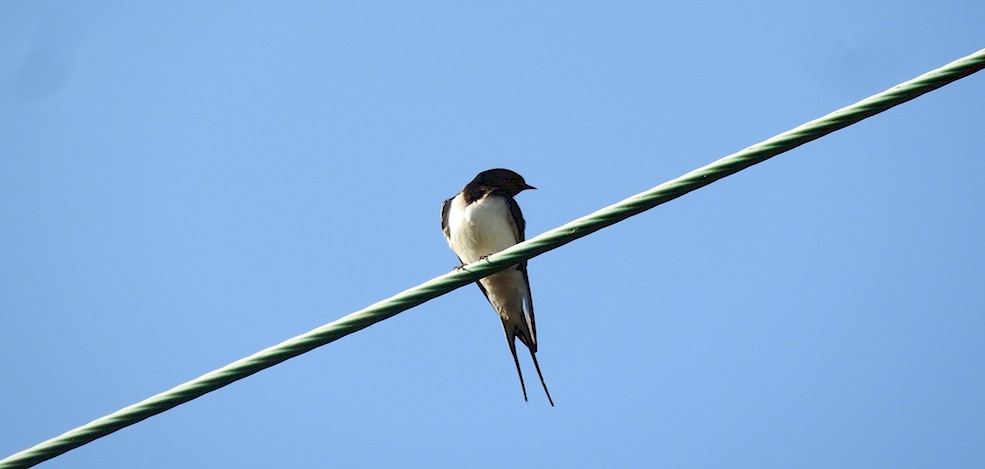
[446,194,518,264]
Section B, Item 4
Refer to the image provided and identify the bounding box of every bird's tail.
[506,337,529,402]
[505,323,554,407]
[528,347,554,407]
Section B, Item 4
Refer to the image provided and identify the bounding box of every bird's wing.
[440,196,454,241]
[502,195,537,346]
[500,195,553,405]
[504,194,526,243]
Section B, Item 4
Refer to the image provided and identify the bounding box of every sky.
[1,1,984,468]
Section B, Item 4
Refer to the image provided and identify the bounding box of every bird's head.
[471,168,536,196]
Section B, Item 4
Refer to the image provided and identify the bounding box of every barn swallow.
[441,168,554,406]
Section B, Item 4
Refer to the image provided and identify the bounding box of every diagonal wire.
[3,47,984,469]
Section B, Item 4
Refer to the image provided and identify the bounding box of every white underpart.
[446,193,533,335]
[446,193,517,264]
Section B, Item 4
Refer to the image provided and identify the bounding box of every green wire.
[3,47,984,469]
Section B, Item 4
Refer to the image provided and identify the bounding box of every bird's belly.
[479,268,527,321]
[450,198,517,264]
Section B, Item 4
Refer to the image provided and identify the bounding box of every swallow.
[441,168,554,406]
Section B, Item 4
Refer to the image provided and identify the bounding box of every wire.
[3,47,983,469]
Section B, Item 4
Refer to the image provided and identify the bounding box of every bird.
[440,168,554,406]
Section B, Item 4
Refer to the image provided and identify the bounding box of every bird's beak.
[522,184,537,191]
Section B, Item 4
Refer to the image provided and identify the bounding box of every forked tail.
[504,327,554,406]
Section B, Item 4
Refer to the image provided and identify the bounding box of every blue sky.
[2,2,984,468]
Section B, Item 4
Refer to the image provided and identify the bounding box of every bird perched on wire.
[440,168,554,406]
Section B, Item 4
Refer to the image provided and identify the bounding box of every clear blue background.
[2,2,984,468]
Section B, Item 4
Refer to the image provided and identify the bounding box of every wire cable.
[2,47,983,469]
